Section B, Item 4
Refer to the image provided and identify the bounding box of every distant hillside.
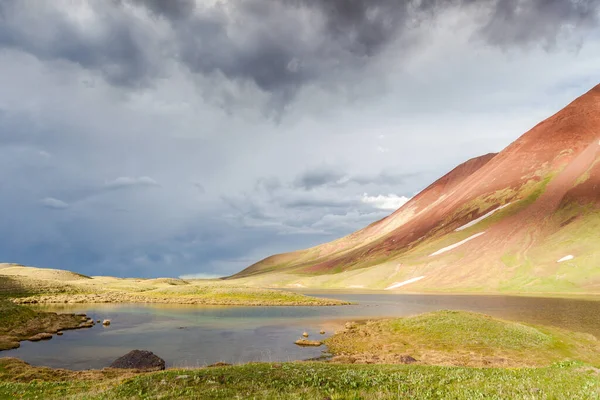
[231,84,600,294]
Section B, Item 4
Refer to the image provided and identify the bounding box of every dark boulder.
[110,350,165,371]
[398,355,417,364]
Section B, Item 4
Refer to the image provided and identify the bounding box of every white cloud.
[361,193,410,210]
[40,197,69,209]
[105,176,159,189]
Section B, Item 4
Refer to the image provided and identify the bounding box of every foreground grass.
[1,358,599,399]
[2,311,600,398]
[0,301,86,351]
[0,264,347,306]
[325,311,600,367]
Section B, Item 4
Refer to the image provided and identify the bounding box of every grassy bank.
[325,311,600,367]
[1,358,599,399]
[0,301,88,351]
[2,311,600,398]
[0,264,348,306]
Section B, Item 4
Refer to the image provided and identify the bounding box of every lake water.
[4,292,600,370]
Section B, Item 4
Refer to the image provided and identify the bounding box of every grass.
[1,358,599,399]
[0,300,86,351]
[325,311,600,368]
[497,204,600,293]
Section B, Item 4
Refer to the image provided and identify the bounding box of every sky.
[1,0,599,279]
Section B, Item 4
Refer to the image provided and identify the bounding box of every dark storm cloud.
[125,0,196,20]
[0,1,153,87]
[156,0,600,97]
[481,0,600,47]
[293,168,345,190]
[1,0,597,99]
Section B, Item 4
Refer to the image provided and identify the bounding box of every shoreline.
[0,301,97,352]
[11,292,351,307]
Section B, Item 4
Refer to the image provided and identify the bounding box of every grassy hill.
[0,264,347,306]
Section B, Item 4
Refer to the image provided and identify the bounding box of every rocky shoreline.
[0,305,98,351]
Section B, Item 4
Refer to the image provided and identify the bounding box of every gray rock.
[110,350,166,371]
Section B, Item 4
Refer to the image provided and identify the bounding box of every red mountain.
[232,84,600,294]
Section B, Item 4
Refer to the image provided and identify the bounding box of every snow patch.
[455,203,512,231]
[429,232,486,257]
[557,255,574,263]
[385,276,425,290]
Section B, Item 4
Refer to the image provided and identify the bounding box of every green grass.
[1,358,599,399]
[497,203,600,293]
[0,300,37,328]
[325,311,600,368]
[0,300,85,350]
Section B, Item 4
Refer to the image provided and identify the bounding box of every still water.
[4,292,600,370]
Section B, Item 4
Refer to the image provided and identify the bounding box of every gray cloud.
[125,0,196,20]
[293,167,421,190]
[1,0,596,105]
[193,182,206,194]
[104,176,160,190]
[294,168,346,190]
[481,0,600,47]
[0,1,155,87]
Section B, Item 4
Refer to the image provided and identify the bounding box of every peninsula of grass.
[0,264,348,306]
[325,310,600,368]
[0,300,89,351]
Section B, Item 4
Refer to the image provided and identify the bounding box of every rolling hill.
[231,84,600,294]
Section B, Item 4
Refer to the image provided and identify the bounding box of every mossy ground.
[1,358,599,399]
[325,311,600,368]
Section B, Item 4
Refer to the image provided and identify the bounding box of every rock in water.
[102,319,111,326]
[295,339,322,347]
[28,333,53,341]
[110,350,166,371]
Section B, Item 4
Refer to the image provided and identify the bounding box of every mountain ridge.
[232,84,600,293]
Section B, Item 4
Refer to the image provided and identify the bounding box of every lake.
[4,292,600,370]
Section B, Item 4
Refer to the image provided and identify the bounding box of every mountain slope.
[232,84,600,293]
